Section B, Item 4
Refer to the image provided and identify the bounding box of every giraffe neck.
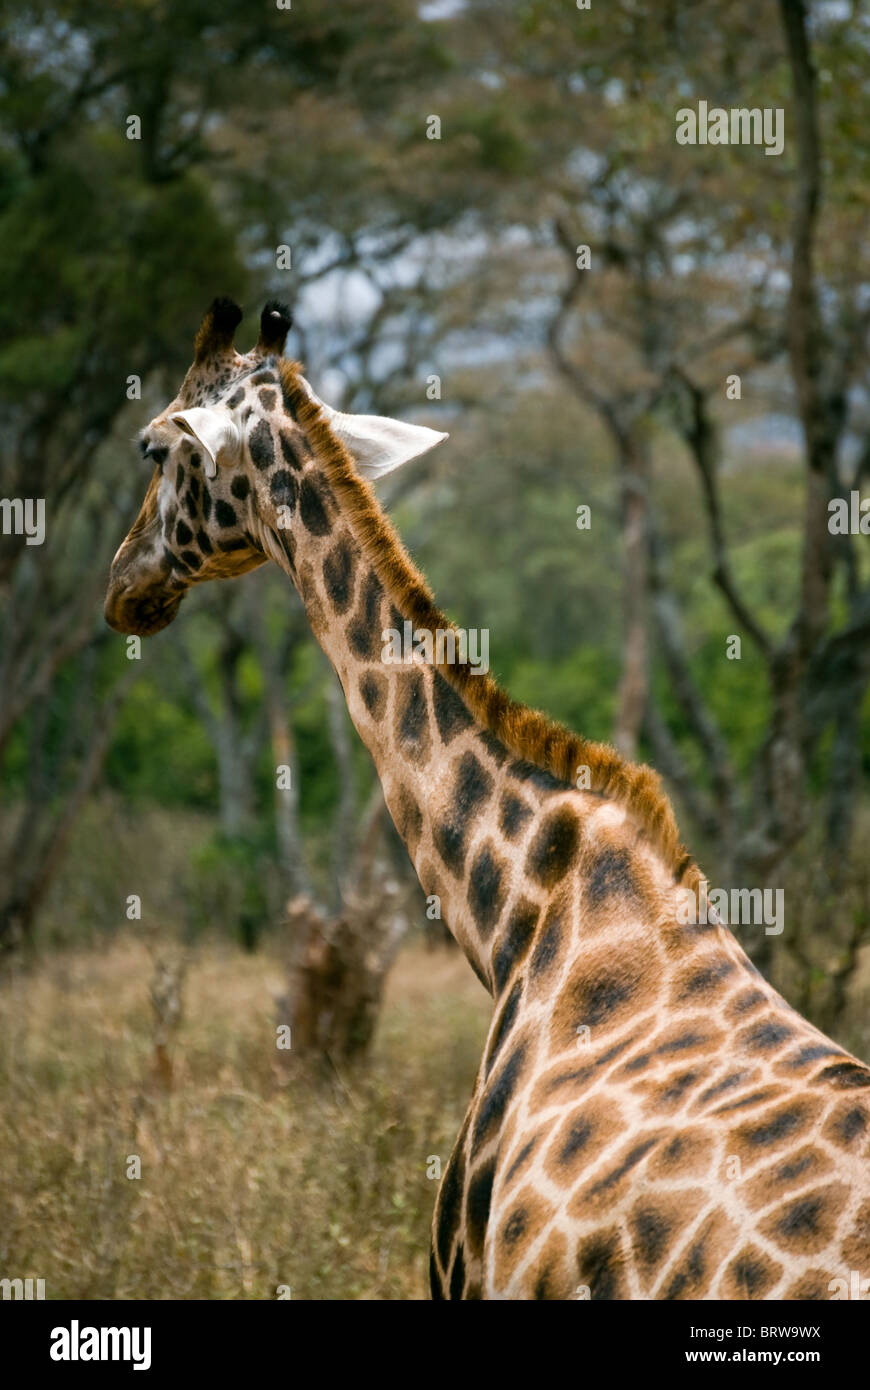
[247,365,696,995]
[258,473,512,989]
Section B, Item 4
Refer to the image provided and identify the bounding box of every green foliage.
[106,678,218,809]
[0,144,245,404]
[187,833,275,952]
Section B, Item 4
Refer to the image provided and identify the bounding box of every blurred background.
[1,0,869,1298]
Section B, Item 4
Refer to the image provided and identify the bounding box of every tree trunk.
[612,429,651,760]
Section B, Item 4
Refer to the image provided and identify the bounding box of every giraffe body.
[105,301,870,1300]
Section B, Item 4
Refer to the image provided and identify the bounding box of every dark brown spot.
[722,1246,783,1300]
[434,753,493,876]
[468,843,507,941]
[576,1229,627,1300]
[817,1061,870,1089]
[741,1019,794,1052]
[499,792,533,840]
[761,1186,847,1254]
[465,1160,495,1261]
[473,1044,526,1147]
[629,1203,674,1274]
[509,759,568,793]
[299,476,331,535]
[448,1244,465,1300]
[504,1137,538,1186]
[827,1105,866,1148]
[323,539,355,614]
[279,430,304,470]
[526,808,581,888]
[269,469,298,509]
[432,669,474,742]
[485,978,522,1074]
[492,899,539,993]
[248,419,275,470]
[347,571,383,659]
[551,947,648,1050]
[529,901,564,979]
[502,1208,527,1245]
[676,958,736,1002]
[737,1107,807,1147]
[435,1141,466,1272]
[359,670,386,718]
[478,731,507,765]
[434,819,467,877]
[585,846,637,909]
[730,988,767,1018]
[786,1042,843,1069]
[396,668,430,757]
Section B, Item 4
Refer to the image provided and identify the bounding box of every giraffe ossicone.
[105,299,870,1301]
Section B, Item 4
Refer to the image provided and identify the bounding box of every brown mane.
[279,361,700,890]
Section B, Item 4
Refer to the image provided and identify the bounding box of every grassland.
[0,937,490,1300]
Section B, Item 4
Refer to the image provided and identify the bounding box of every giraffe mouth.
[103,585,184,636]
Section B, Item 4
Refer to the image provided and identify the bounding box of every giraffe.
[105,299,870,1301]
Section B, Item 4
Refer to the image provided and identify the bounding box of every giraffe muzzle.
[103,581,184,636]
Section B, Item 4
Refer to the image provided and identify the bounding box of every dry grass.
[0,936,490,1300]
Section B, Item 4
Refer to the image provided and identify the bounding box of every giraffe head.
[104,297,447,635]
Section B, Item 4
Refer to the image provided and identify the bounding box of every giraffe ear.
[170,408,241,480]
[331,412,449,479]
[300,379,447,479]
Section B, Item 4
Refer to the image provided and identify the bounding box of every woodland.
[0,0,868,1300]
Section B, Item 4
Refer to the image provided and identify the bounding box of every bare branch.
[667,366,773,659]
